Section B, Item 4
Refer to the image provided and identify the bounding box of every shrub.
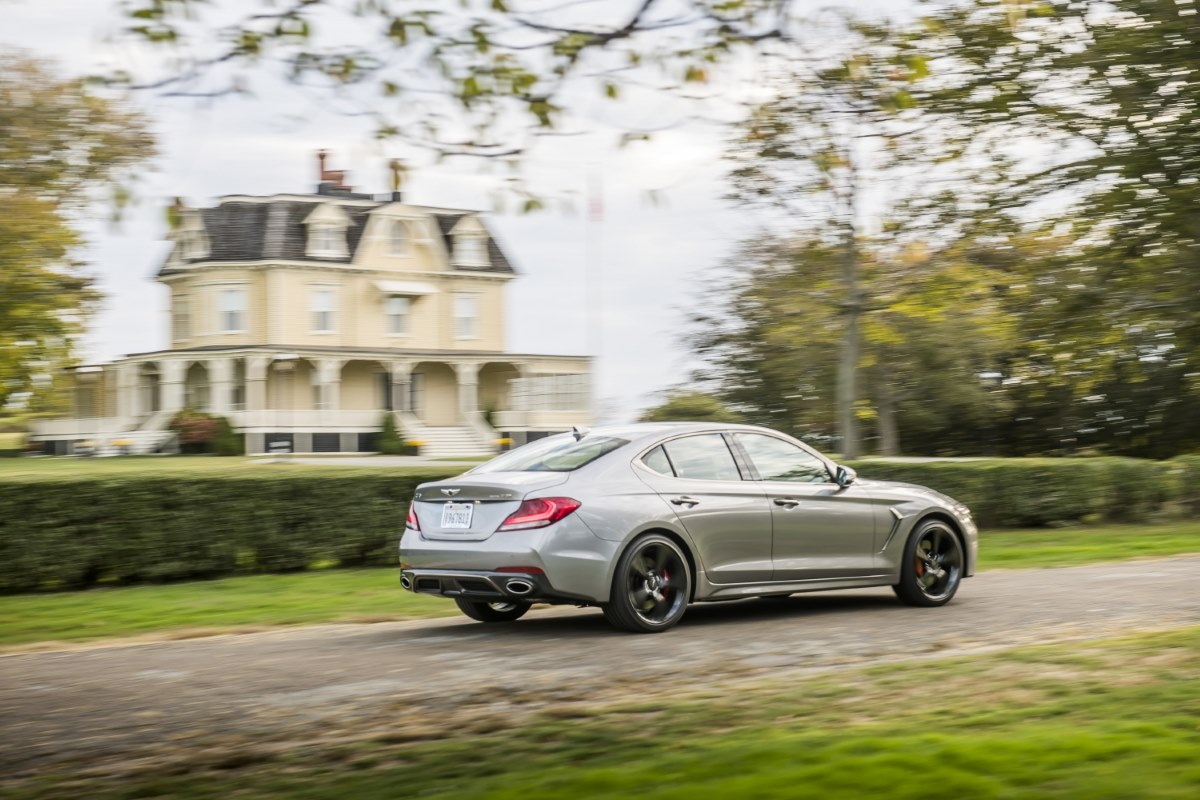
[211,416,243,456]
[845,457,1181,529]
[167,409,241,455]
[378,413,405,455]
[1175,456,1200,519]
[0,469,460,592]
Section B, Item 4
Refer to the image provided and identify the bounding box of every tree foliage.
[114,0,806,168]
[639,392,743,424]
[0,53,155,412]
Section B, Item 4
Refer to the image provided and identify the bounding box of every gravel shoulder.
[3,556,1199,780]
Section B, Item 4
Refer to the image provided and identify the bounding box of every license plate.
[440,502,474,529]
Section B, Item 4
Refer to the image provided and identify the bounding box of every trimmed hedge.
[846,457,1183,529]
[1,458,1196,593]
[0,472,456,593]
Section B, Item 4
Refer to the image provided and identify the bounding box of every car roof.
[583,421,785,445]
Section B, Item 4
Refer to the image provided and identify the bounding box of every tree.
[112,1,803,165]
[895,0,1200,456]
[639,392,742,424]
[0,54,155,412]
[689,235,1012,455]
[725,20,965,457]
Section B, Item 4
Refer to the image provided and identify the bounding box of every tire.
[893,518,964,607]
[602,534,692,633]
[454,598,531,623]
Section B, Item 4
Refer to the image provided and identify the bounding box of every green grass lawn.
[10,626,1200,799]
[982,522,1200,568]
[0,569,456,648]
[0,522,1196,650]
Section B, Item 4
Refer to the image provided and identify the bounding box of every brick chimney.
[316,149,351,193]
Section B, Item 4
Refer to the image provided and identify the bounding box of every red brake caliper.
[915,559,925,577]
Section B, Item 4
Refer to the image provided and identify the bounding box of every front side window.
[454,293,478,339]
[218,287,246,333]
[474,434,629,473]
[386,295,410,335]
[312,288,335,332]
[662,434,742,482]
[734,433,830,483]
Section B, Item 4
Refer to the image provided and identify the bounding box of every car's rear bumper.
[400,568,592,604]
[398,517,618,603]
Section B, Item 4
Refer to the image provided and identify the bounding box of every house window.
[172,296,190,341]
[390,220,408,256]
[386,296,410,335]
[309,224,344,257]
[312,288,336,333]
[218,288,246,333]
[456,235,487,266]
[454,293,479,339]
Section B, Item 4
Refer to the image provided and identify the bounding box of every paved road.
[2,557,1198,779]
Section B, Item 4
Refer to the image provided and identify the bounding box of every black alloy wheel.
[893,519,964,607]
[603,534,691,633]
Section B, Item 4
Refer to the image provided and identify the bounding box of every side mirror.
[835,465,857,488]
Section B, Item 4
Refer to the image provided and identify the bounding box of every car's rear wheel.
[893,518,964,607]
[454,598,531,623]
[603,534,691,633]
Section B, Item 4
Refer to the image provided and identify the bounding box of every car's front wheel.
[893,519,964,607]
[454,598,531,623]
[603,534,691,633]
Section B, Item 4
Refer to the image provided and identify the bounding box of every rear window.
[473,435,629,473]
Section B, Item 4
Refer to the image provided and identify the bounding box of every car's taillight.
[497,497,581,531]
[406,502,420,531]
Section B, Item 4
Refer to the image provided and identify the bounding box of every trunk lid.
[412,472,570,541]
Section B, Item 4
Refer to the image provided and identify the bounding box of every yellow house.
[31,155,592,456]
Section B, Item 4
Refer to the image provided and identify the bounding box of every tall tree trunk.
[837,152,862,460]
[876,367,899,456]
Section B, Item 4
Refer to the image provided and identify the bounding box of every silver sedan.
[400,423,978,633]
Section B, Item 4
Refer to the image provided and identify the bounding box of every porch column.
[246,356,270,411]
[115,362,138,420]
[390,360,414,412]
[453,361,480,422]
[160,359,186,413]
[208,358,232,414]
[317,359,343,410]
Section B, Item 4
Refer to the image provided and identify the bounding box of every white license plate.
[440,502,474,529]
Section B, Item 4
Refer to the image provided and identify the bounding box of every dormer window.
[303,202,352,259]
[309,224,345,257]
[456,234,488,266]
[174,210,210,261]
[390,220,409,256]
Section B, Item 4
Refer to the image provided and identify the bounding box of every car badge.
[441,488,461,497]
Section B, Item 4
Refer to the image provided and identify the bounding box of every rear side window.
[662,435,742,481]
[641,446,674,476]
[474,435,628,473]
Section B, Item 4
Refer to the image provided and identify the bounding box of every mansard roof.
[159,195,516,276]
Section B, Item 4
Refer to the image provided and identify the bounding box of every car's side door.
[730,432,878,581]
[635,434,772,585]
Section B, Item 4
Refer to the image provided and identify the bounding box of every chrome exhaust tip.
[400,575,412,590]
[505,579,534,596]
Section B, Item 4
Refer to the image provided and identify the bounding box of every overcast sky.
[1,0,913,421]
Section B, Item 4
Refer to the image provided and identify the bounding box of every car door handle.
[670,496,700,507]
[774,497,800,508]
